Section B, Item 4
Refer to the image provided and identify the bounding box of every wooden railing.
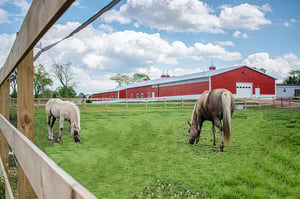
[9,96,300,113]
[0,0,96,198]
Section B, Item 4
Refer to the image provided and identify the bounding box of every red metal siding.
[92,91,118,100]
[159,81,209,97]
[126,86,158,98]
[211,66,275,95]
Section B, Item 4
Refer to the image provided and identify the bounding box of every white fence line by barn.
[0,0,97,198]
[9,96,300,112]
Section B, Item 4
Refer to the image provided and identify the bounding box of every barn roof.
[99,65,275,93]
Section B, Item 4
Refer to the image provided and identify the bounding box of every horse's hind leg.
[211,123,217,148]
[214,119,224,153]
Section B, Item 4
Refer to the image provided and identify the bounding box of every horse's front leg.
[211,123,217,148]
[57,117,64,144]
[47,115,55,141]
[194,121,203,145]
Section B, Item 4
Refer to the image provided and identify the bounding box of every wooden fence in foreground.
[10,96,300,112]
[0,0,97,198]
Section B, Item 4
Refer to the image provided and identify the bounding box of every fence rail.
[9,96,300,112]
[0,0,97,198]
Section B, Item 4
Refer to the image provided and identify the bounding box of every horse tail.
[221,91,232,145]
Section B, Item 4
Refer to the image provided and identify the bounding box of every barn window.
[136,93,139,98]
[141,93,144,98]
[283,88,286,92]
[147,92,150,97]
[131,94,133,98]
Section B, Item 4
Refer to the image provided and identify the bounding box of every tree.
[55,86,77,98]
[53,62,76,97]
[283,70,300,84]
[110,74,133,87]
[133,73,151,82]
[34,64,53,98]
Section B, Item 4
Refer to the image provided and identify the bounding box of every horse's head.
[187,121,199,145]
[73,125,81,143]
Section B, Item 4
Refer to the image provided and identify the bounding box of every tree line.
[10,62,80,99]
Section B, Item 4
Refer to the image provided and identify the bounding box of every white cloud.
[0,8,9,23]
[103,0,223,33]
[32,22,241,93]
[103,1,271,33]
[12,0,30,16]
[283,18,297,27]
[242,52,300,82]
[0,33,16,66]
[219,3,272,30]
[215,41,234,46]
[232,31,248,39]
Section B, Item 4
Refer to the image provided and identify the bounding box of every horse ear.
[187,121,191,127]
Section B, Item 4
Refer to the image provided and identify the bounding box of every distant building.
[92,65,276,99]
[276,84,300,98]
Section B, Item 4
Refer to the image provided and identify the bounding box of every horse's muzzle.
[73,130,81,143]
[189,137,195,144]
[74,136,81,143]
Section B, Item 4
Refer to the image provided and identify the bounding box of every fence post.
[146,99,148,112]
[164,98,166,111]
[258,97,261,109]
[0,78,10,173]
[37,98,40,110]
[126,99,128,112]
[105,98,108,112]
[84,98,86,111]
[181,98,183,112]
[244,98,247,110]
[17,50,35,198]
[273,97,275,108]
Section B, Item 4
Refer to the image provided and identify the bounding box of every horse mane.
[190,91,209,126]
[68,101,80,128]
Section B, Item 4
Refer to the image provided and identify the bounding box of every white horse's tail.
[221,91,232,145]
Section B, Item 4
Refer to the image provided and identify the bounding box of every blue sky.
[1,0,300,94]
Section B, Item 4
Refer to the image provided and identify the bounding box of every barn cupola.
[209,61,216,71]
[161,71,170,78]
[209,66,216,71]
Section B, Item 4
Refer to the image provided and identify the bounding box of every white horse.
[46,98,81,143]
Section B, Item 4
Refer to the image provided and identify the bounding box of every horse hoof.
[48,138,53,141]
[219,150,224,153]
[212,144,217,148]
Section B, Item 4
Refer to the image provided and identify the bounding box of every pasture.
[32,108,299,198]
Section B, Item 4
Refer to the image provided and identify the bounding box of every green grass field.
[33,108,300,198]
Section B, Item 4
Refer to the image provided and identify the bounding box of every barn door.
[236,82,252,98]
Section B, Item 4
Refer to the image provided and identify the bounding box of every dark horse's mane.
[188,89,234,152]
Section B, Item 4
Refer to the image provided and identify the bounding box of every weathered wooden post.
[17,50,35,199]
[0,78,10,173]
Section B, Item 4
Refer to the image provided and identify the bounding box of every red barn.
[92,65,276,100]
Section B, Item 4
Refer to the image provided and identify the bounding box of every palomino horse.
[46,98,81,143]
[188,89,234,152]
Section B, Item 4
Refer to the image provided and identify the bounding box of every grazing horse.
[46,98,81,143]
[188,89,234,152]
